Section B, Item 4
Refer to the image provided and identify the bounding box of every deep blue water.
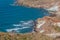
[0,0,49,33]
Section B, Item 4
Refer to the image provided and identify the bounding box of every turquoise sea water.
[0,0,49,33]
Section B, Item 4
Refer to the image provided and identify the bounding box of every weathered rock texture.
[35,16,60,33]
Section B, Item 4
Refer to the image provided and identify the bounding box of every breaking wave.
[6,20,34,33]
[6,27,30,33]
[13,20,34,27]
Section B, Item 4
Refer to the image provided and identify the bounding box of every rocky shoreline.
[12,0,60,38]
[14,0,60,17]
[0,0,60,40]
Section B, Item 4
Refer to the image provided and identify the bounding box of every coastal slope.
[16,0,60,8]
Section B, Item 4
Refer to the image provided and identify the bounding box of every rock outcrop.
[34,16,60,38]
[36,16,60,33]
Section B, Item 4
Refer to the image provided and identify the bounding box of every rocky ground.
[0,32,54,40]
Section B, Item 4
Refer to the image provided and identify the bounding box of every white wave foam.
[9,1,18,6]
[6,27,30,32]
[13,24,22,26]
[13,20,34,27]
[9,20,34,32]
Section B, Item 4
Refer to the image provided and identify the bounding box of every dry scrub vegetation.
[0,32,54,40]
[16,0,57,8]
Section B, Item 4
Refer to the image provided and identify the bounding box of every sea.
[0,0,49,33]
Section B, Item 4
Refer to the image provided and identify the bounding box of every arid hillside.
[0,32,54,40]
[16,0,60,8]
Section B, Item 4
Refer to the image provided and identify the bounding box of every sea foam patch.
[6,27,30,32]
[13,20,34,27]
[6,20,34,33]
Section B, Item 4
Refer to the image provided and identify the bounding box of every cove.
[0,0,49,33]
